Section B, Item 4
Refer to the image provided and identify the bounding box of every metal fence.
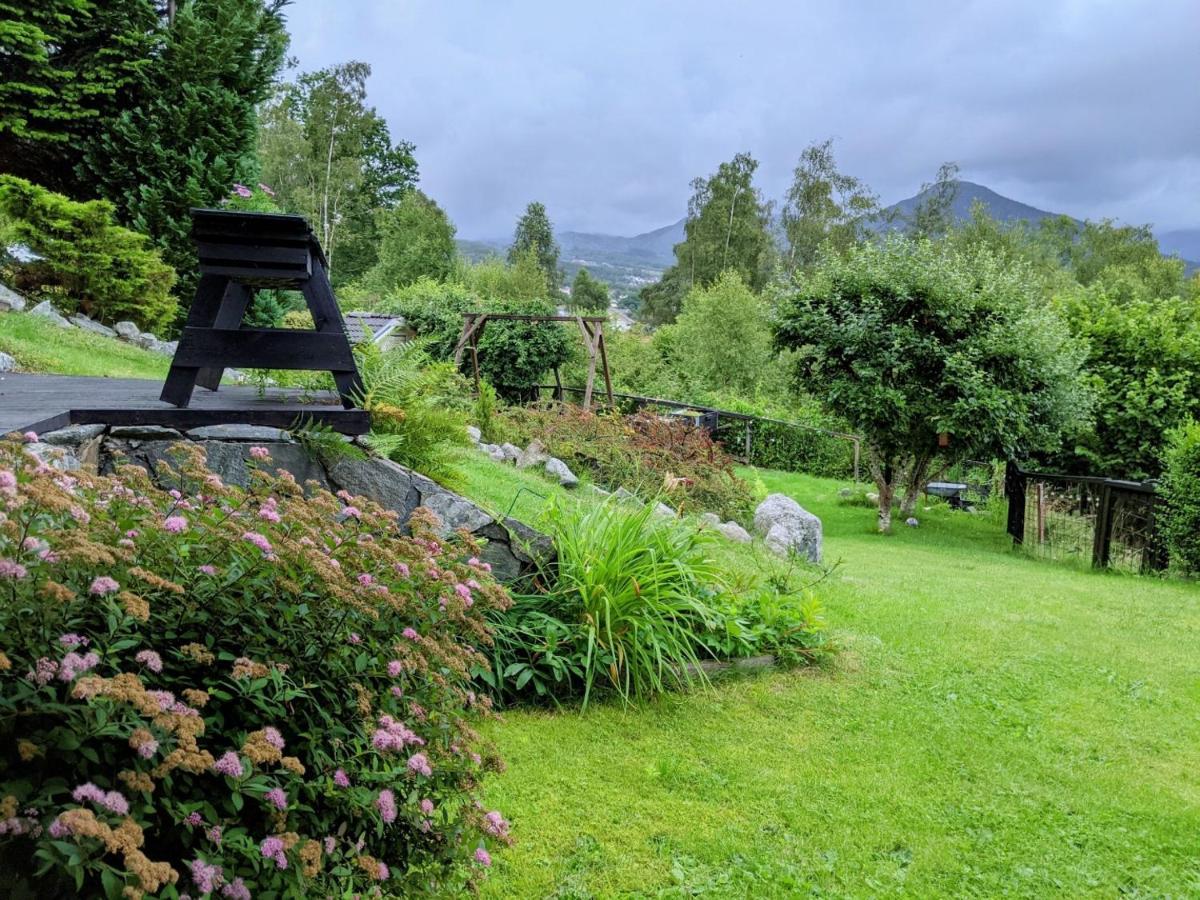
[1004,463,1167,572]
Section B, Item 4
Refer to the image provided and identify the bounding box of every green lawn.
[453,456,1200,898]
[0,312,169,380]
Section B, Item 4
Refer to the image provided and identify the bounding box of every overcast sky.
[284,0,1200,239]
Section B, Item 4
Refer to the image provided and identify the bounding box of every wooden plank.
[173,328,357,371]
[160,274,229,407]
[464,313,607,323]
[195,282,254,390]
[301,258,364,407]
[195,242,311,266]
[197,263,310,284]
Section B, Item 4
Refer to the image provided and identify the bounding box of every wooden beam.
[195,282,254,390]
[68,407,370,434]
[596,322,614,409]
[173,328,357,372]
[160,274,232,408]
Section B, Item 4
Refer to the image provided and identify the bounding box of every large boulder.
[716,521,752,543]
[0,283,26,312]
[0,351,15,373]
[753,493,822,563]
[30,300,70,328]
[113,321,141,341]
[515,439,549,470]
[544,457,578,488]
[498,443,522,464]
[465,425,482,444]
[71,315,116,338]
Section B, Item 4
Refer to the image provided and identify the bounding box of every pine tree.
[508,201,561,296]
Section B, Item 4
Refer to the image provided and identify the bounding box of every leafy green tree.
[668,271,771,394]
[1036,216,1187,298]
[362,190,457,292]
[782,139,885,271]
[258,61,418,284]
[570,267,610,313]
[908,161,960,238]
[0,0,159,193]
[775,236,1089,531]
[1052,274,1200,479]
[78,0,288,310]
[641,152,772,325]
[0,175,176,331]
[1159,419,1200,575]
[508,201,561,295]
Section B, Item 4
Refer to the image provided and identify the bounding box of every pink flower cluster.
[28,657,57,685]
[0,559,27,579]
[376,788,397,824]
[333,768,351,788]
[263,726,285,750]
[484,810,510,837]
[371,715,423,753]
[259,496,281,522]
[407,752,433,777]
[474,847,492,867]
[135,649,163,673]
[454,582,474,607]
[242,531,273,555]
[163,515,188,534]
[249,446,271,460]
[58,633,88,647]
[190,858,223,895]
[59,651,99,681]
[89,575,119,595]
[264,787,288,811]
[402,627,420,641]
[260,835,288,869]
[72,783,129,815]
[386,659,404,677]
[468,556,493,573]
[213,752,245,778]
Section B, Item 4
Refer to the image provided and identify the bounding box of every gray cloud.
[284,0,1200,237]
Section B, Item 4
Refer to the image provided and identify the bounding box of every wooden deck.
[0,373,369,435]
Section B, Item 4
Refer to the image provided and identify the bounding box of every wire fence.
[1005,464,1167,573]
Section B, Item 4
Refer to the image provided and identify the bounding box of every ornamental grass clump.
[0,438,512,897]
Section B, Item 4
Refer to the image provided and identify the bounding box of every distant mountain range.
[458,181,1196,297]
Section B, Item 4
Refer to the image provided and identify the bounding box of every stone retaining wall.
[29,423,551,582]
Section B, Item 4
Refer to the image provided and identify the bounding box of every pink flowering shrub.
[0,440,512,897]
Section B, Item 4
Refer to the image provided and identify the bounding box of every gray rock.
[614,486,640,503]
[465,425,482,444]
[699,512,721,527]
[837,488,853,499]
[755,493,822,563]
[905,517,920,527]
[866,492,879,503]
[113,321,141,341]
[499,443,522,463]
[40,424,106,446]
[24,442,80,471]
[0,283,26,312]
[544,456,578,488]
[30,300,71,328]
[187,424,291,442]
[488,446,506,463]
[0,351,15,373]
[327,456,421,519]
[146,339,175,356]
[516,439,549,470]
[133,332,158,349]
[70,315,116,338]
[716,521,752,543]
[109,425,184,440]
[589,485,612,497]
[652,501,676,519]
[118,440,327,490]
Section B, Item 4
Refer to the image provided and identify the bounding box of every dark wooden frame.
[452,313,614,410]
[160,209,363,409]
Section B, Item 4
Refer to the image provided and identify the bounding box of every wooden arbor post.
[160,209,363,409]
[452,313,613,410]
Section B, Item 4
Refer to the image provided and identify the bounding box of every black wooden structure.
[161,209,363,411]
[1004,462,1166,571]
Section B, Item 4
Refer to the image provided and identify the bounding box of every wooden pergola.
[452,313,614,409]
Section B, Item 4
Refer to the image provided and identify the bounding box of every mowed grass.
[452,455,1200,898]
[0,312,169,380]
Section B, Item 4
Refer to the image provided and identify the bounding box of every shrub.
[485,498,723,707]
[1160,419,1200,575]
[356,341,472,484]
[481,498,829,708]
[0,439,511,897]
[0,176,177,333]
[497,404,755,522]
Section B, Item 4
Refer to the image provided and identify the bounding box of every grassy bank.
[453,455,1200,897]
[0,312,169,380]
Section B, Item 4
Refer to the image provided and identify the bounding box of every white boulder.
[754,493,822,563]
[544,457,579,488]
[716,521,752,543]
[30,300,70,327]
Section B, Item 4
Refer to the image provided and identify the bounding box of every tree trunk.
[899,454,935,518]
[867,448,897,533]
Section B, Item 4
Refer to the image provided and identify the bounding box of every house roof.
[343,311,407,344]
